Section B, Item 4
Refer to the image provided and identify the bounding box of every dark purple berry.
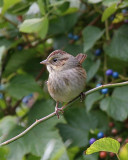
[106,69,113,76]
[95,49,102,56]
[97,132,104,139]
[101,88,108,94]
[89,138,96,145]
[112,72,119,79]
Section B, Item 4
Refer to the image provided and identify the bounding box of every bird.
[40,50,87,118]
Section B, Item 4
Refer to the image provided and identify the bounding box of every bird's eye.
[53,58,57,62]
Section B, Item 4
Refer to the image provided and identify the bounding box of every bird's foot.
[55,107,64,119]
[80,92,85,102]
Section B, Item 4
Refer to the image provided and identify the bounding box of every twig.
[0,81,128,146]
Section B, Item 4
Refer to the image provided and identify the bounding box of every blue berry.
[73,35,79,41]
[68,33,73,39]
[112,72,119,79]
[96,83,102,87]
[0,93,3,99]
[97,132,104,139]
[95,49,102,56]
[106,69,113,76]
[89,138,96,145]
[17,45,23,51]
[22,96,29,104]
[101,88,108,94]
[109,15,115,21]
[122,9,127,14]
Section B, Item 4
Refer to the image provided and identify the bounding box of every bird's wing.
[76,53,87,64]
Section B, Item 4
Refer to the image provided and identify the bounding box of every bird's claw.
[80,92,85,102]
[55,107,64,119]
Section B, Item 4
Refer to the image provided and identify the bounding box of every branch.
[0,81,128,147]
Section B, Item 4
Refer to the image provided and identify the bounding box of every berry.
[96,83,102,87]
[22,96,29,104]
[17,45,23,51]
[111,128,118,135]
[106,69,113,76]
[68,33,73,39]
[97,132,104,139]
[109,122,114,128]
[99,151,107,158]
[109,152,115,157]
[112,72,119,79]
[101,88,108,94]
[95,49,102,56]
[122,9,127,14]
[125,138,128,143]
[17,15,23,22]
[73,35,79,41]
[89,138,96,145]
[109,15,115,21]
[117,137,123,143]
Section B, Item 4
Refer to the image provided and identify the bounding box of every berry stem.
[116,153,120,160]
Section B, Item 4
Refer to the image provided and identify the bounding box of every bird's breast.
[47,68,86,102]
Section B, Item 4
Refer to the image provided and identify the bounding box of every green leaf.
[39,17,49,39]
[5,74,42,99]
[19,18,44,33]
[119,143,128,160]
[85,91,103,112]
[0,46,6,67]
[38,0,45,15]
[102,3,117,22]
[86,137,120,154]
[2,0,21,14]
[19,17,49,38]
[3,50,35,77]
[83,153,98,160]
[48,13,78,35]
[65,44,83,56]
[87,59,101,82]
[58,1,70,13]
[103,0,120,6]
[100,86,128,121]
[104,25,128,61]
[88,0,102,3]
[57,105,108,147]
[5,100,68,160]
[83,26,104,52]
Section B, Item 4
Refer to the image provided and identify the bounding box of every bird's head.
[40,50,79,73]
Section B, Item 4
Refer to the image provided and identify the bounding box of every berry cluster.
[89,131,104,145]
[68,33,79,41]
[106,69,119,79]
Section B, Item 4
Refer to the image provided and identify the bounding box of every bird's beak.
[40,59,49,65]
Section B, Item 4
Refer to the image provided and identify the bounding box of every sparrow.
[40,50,87,118]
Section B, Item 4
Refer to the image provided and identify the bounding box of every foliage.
[0,0,128,160]
[86,137,128,160]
